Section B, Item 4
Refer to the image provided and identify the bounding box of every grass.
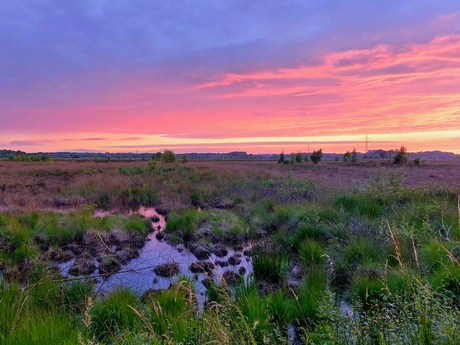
[298,239,326,269]
[90,289,144,343]
[253,253,289,288]
[1,159,460,343]
[0,280,81,344]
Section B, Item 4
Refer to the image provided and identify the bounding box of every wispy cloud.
[9,140,53,146]
[1,2,460,153]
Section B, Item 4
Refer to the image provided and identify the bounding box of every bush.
[414,157,423,166]
[393,146,408,165]
[162,150,176,163]
[351,148,358,163]
[310,149,323,164]
[295,152,304,163]
[152,151,163,161]
[278,152,285,164]
[181,155,189,163]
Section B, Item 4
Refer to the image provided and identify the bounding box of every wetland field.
[1,158,460,344]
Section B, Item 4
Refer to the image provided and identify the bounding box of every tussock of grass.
[90,289,143,343]
[298,240,326,269]
[253,253,289,288]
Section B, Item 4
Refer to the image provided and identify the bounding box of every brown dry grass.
[0,158,459,212]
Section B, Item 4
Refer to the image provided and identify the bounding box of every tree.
[351,148,358,163]
[181,155,190,163]
[393,146,408,165]
[310,149,323,164]
[152,152,163,161]
[295,152,304,163]
[162,150,176,163]
[278,152,285,164]
[343,151,351,162]
[290,153,296,165]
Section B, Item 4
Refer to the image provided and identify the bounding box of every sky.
[1,1,460,154]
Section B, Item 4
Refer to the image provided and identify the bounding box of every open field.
[1,159,459,212]
[1,158,460,344]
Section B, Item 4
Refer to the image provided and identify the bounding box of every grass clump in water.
[253,253,289,288]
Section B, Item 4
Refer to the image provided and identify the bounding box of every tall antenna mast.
[364,134,369,153]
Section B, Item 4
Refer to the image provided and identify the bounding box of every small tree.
[343,151,351,162]
[278,152,285,164]
[310,149,323,164]
[152,152,163,161]
[290,153,296,165]
[181,155,190,164]
[295,152,304,163]
[393,146,408,165]
[351,148,358,163]
[162,150,176,163]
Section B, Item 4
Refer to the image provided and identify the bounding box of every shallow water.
[59,206,253,304]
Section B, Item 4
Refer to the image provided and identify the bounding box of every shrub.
[414,157,423,166]
[152,151,163,161]
[278,152,285,164]
[295,152,304,163]
[310,149,323,164]
[162,150,176,163]
[181,155,190,163]
[351,148,358,163]
[393,146,408,165]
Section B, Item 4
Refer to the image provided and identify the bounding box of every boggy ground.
[0,158,459,212]
[1,158,460,344]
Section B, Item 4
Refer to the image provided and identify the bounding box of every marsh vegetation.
[0,158,460,344]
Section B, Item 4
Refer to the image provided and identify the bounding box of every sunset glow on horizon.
[1,1,460,154]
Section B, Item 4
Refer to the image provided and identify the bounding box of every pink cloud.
[2,33,460,154]
[186,34,460,140]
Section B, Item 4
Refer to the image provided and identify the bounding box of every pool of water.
[59,206,253,304]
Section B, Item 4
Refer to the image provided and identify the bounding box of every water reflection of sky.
[59,207,253,306]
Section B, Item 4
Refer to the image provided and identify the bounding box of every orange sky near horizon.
[1,3,460,155]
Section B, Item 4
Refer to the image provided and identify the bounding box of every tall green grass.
[253,253,289,287]
[90,289,143,343]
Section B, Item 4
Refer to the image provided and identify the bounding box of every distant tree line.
[278,149,323,165]
[343,148,358,163]
[276,146,422,166]
[0,150,52,162]
[150,150,189,164]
